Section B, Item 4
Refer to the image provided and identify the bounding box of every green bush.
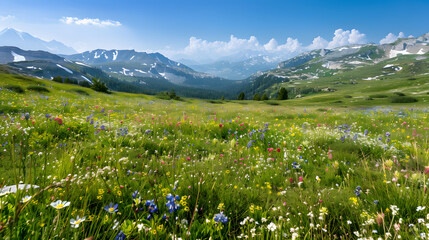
[390,96,418,103]
[344,95,352,98]
[369,94,388,98]
[27,85,50,93]
[4,85,24,93]
[394,92,406,96]
[91,78,110,93]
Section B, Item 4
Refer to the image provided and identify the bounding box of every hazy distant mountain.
[0,28,77,55]
[189,55,283,80]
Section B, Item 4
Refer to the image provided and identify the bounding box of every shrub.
[261,93,269,100]
[27,85,50,93]
[4,85,24,93]
[344,95,352,98]
[79,80,91,88]
[393,92,406,96]
[91,78,110,93]
[52,76,63,83]
[253,93,260,101]
[237,92,245,100]
[369,94,388,98]
[277,87,288,100]
[390,96,418,103]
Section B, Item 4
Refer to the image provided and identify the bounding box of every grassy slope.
[263,54,429,106]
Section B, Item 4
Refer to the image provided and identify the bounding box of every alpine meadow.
[0,1,429,239]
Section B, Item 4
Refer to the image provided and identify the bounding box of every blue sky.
[0,0,428,62]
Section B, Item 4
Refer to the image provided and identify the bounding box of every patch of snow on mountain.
[135,69,147,74]
[81,76,92,83]
[389,49,412,58]
[130,55,135,60]
[122,67,129,75]
[94,51,100,59]
[417,49,426,55]
[56,64,73,74]
[75,62,90,67]
[363,76,381,80]
[159,72,186,84]
[383,64,394,69]
[113,51,118,61]
[104,54,108,59]
[11,51,25,62]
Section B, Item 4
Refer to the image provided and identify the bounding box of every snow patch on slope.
[113,51,118,61]
[389,49,412,58]
[11,51,26,62]
[56,64,73,74]
[75,62,90,67]
[81,76,92,83]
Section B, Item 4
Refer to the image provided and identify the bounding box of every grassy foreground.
[0,73,428,239]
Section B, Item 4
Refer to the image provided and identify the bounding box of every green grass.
[0,72,428,239]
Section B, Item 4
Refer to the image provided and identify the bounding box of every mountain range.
[0,27,428,101]
[240,33,429,98]
[62,49,235,90]
[0,28,77,55]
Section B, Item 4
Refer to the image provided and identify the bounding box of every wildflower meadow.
[0,77,428,239]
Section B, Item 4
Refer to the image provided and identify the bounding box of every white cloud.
[263,38,278,51]
[0,15,14,21]
[327,29,366,48]
[379,32,406,44]
[307,36,329,50]
[167,28,369,62]
[60,17,121,27]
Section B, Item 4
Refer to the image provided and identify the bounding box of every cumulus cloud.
[60,17,121,27]
[326,29,366,48]
[379,32,406,44]
[307,36,329,50]
[0,15,14,21]
[168,28,369,62]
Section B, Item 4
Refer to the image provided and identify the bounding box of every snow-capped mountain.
[238,33,429,97]
[63,49,234,89]
[0,46,238,99]
[0,28,77,55]
[189,55,283,80]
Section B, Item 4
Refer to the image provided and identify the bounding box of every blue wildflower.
[214,212,228,224]
[104,203,119,213]
[115,231,126,240]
